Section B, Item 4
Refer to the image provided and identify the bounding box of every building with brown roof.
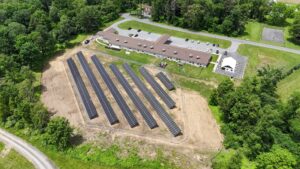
[97,28,211,67]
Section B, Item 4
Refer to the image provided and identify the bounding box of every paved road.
[0,129,56,169]
[116,14,300,54]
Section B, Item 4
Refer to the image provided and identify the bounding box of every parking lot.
[214,53,247,79]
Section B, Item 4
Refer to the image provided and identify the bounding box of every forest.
[146,0,300,38]
[210,67,300,169]
[0,0,300,169]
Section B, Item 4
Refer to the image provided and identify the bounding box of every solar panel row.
[76,52,119,125]
[156,72,175,91]
[123,63,181,137]
[110,64,158,129]
[92,56,139,128]
[67,58,98,119]
[139,67,176,109]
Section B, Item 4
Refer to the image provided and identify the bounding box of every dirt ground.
[41,46,223,168]
[278,0,300,4]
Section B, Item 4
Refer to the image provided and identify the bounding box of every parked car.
[84,40,90,44]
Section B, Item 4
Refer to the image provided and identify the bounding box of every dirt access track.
[41,46,223,152]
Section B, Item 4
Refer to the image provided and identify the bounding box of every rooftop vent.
[174,51,177,54]
[143,44,147,48]
[189,54,193,58]
[162,49,166,52]
[124,40,128,43]
[116,39,119,41]
[150,46,154,49]
[196,56,200,59]
[138,43,142,46]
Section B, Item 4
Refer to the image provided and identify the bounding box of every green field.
[0,149,34,169]
[277,69,300,102]
[118,20,231,48]
[238,44,300,101]
[0,142,4,152]
[240,20,300,50]
[238,44,300,77]
[2,127,178,169]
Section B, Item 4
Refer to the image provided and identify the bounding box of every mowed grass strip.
[0,150,35,169]
[238,44,300,77]
[239,20,300,51]
[277,69,300,102]
[118,20,231,48]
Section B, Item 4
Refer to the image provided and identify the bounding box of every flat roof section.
[98,29,211,66]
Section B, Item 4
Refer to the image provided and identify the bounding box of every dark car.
[137,29,141,32]
[84,40,90,44]
[128,27,132,30]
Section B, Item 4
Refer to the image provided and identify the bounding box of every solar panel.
[76,52,119,125]
[139,67,176,109]
[110,64,158,129]
[123,63,181,137]
[91,56,139,128]
[156,72,175,91]
[67,58,98,119]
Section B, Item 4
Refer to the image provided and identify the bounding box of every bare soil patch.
[41,46,223,168]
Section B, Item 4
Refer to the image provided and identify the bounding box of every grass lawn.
[240,20,300,50]
[212,149,256,169]
[277,69,300,102]
[163,61,227,83]
[238,44,300,77]
[175,76,214,99]
[0,142,4,152]
[211,54,219,62]
[209,106,223,125]
[0,150,34,169]
[240,21,264,42]
[238,44,300,101]
[97,44,158,64]
[118,20,231,48]
[2,127,178,169]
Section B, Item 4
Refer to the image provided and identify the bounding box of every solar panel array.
[67,58,98,119]
[156,72,175,91]
[123,63,181,137]
[76,52,119,125]
[92,56,139,128]
[110,64,158,129]
[139,67,176,109]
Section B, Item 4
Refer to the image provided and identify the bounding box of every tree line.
[0,0,136,151]
[139,0,299,38]
[210,67,300,169]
